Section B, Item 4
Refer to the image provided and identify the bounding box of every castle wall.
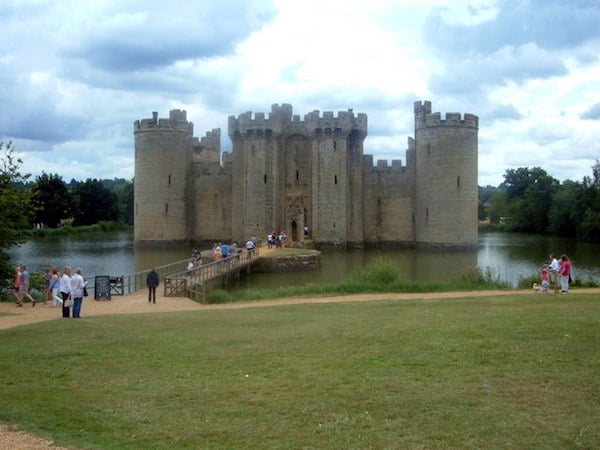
[362,156,415,244]
[134,101,478,248]
[230,131,279,243]
[190,161,232,242]
[282,134,311,241]
[414,101,479,246]
[133,110,193,243]
[311,133,348,245]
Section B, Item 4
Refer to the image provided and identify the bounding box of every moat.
[8,232,600,289]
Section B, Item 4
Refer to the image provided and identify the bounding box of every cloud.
[430,43,568,95]
[482,104,523,122]
[1,0,599,189]
[581,103,600,120]
[62,1,277,73]
[426,0,600,53]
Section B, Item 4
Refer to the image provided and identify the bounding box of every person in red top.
[559,254,571,294]
[13,266,23,307]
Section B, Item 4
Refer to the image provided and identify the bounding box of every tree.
[112,179,134,225]
[30,172,72,227]
[548,180,582,237]
[71,178,118,226]
[478,185,498,221]
[486,190,509,224]
[499,167,559,232]
[592,159,600,189]
[0,142,31,287]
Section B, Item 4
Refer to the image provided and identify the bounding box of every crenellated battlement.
[198,128,221,149]
[228,104,367,138]
[134,109,193,134]
[414,101,478,130]
[363,155,408,173]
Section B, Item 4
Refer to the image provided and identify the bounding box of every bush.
[517,273,541,289]
[453,266,511,289]
[206,289,234,304]
[351,256,399,285]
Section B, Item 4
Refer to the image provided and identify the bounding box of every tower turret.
[133,109,193,243]
[414,101,478,246]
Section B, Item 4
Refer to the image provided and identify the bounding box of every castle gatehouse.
[133,101,478,247]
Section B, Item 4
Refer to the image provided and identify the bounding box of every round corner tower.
[414,101,479,246]
[134,110,194,244]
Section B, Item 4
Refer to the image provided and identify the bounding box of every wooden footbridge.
[163,249,260,302]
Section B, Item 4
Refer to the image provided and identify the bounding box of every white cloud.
[0,0,598,188]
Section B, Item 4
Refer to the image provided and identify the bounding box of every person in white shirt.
[549,254,560,294]
[70,267,86,319]
[59,267,72,318]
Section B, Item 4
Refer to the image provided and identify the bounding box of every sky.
[1,0,599,187]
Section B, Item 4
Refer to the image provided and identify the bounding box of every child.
[540,265,550,294]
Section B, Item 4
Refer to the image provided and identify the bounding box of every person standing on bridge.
[146,268,159,303]
[246,238,255,254]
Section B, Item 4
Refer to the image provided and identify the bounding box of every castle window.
[296,170,299,181]
[333,141,337,151]
[457,176,461,188]
[165,203,169,214]
[264,174,268,184]
[168,174,171,185]
[425,208,429,223]
[426,144,431,157]
[334,174,338,184]
[251,145,255,155]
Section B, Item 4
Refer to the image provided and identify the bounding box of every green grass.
[1,293,599,449]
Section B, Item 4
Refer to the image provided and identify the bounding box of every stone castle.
[133,101,478,247]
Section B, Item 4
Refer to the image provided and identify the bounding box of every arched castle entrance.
[286,198,306,243]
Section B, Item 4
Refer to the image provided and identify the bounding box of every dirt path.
[2,287,599,449]
[3,288,600,331]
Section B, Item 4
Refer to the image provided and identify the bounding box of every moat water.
[8,232,600,289]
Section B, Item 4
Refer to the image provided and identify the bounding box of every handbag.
[83,286,88,297]
[64,298,74,307]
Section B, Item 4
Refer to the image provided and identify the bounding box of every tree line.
[28,172,133,228]
[479,161,600,242]
[1,142,133,288]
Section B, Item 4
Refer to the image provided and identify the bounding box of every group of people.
[187,237,258,270]
[540,253,572,294]
[13,265,88,318]
[211,242,240,261]
[266,231,287,249]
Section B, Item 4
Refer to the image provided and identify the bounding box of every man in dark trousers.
[146,268,159,303]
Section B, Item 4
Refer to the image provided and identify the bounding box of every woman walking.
[49,267,63,307]
[13,266,23,307]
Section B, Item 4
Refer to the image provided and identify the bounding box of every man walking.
[146,268,159,303]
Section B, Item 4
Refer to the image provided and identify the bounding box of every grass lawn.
[1,293,598,449]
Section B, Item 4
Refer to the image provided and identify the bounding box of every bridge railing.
[164,248,260,300]
[86,258,191,298]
